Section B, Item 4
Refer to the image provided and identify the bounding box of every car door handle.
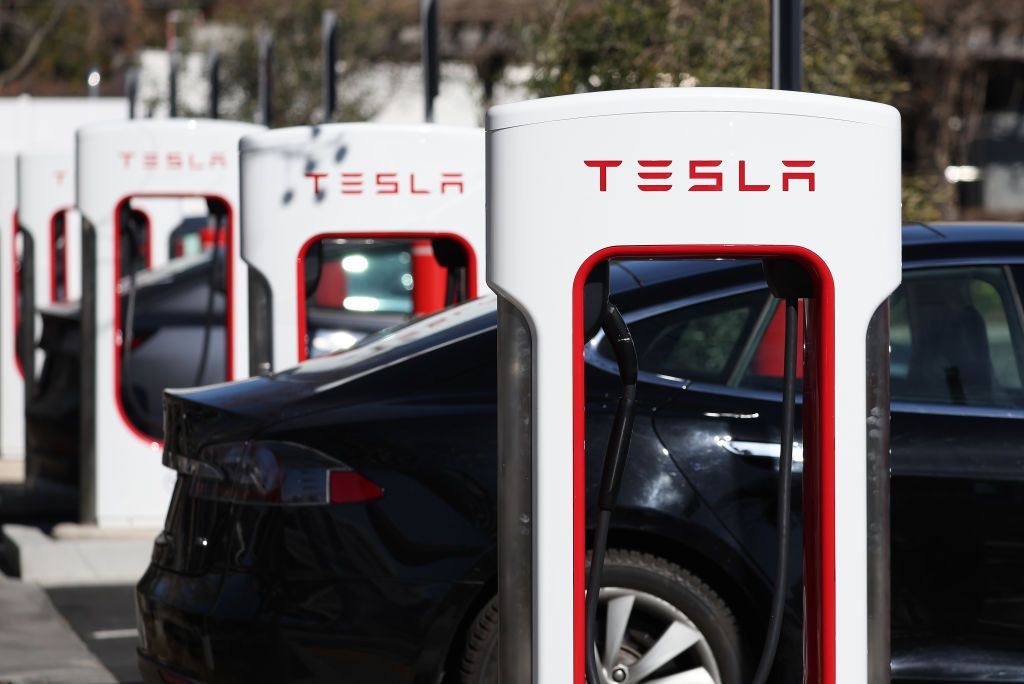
[714,436,804,463]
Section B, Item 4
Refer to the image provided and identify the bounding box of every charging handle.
[585,258,808,682]
[431,237,470,305]
[118,212,161,435]
[583,260,639,683]
[751,257,809,684]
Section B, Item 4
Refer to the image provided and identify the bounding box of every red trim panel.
[12,211,22,378]
[49,211,58,303]
[571,245,836,684]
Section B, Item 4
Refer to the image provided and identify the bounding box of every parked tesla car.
[26,249,229,488]
[137,223,1024,684]
[25,238,434,496]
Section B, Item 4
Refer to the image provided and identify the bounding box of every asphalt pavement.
[46,584,141,684]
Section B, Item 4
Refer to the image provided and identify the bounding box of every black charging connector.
[583,260,639,683]
[431,237,469,305]
[119,207,161,435]
[751,258,812,684]
[193,199,228,385]
[764,258,814,300]
[583,258,810,683]
[586,300,637,684]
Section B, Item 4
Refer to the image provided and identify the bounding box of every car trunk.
[155,376,313,575]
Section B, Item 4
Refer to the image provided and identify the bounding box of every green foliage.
[526,0,701,96]
[803,0,920,103]
[528,0,919,101]
[0,0,153,96]
[902,172,951,222]
[525,0,927,219]
[209,0,403,126]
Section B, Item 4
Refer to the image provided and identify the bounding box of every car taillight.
[164,440,383,506]
[329,470,384,503]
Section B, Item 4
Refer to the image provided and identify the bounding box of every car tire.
[459,549,743,684]
[460,594,499,683]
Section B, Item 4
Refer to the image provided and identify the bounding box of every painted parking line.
[90,628,138,640]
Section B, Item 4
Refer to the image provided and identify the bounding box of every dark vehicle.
[137,224,1024,684]
[25,237,428,494]
[26,251,230,488]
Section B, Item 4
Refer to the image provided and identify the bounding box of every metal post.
[126,68,138,119]
[258,31,273,127]
[208,48,221,120]
[771,0,802,91]
[421,0,440,123]
[322,10,338,123]
[169,50,179,117]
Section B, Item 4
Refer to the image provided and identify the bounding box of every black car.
[137,223,1024,684]
[24,237,427,495]
[25,250,230,490]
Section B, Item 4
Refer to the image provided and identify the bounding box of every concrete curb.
[0,459,24,484]
[2,524,156,588]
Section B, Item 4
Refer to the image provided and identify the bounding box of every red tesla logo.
[584,159,815,192]
[304,171,465,196]
[118,151,229,171]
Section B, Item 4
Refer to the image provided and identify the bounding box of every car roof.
[612,259,754,291]
[902,222,1024,263]
[286,223,1024,376]
[904,221,1024,244]
[617,223,1024,284]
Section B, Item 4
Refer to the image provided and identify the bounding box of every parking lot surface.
[46,584,141,684]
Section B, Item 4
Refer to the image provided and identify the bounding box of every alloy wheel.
[595,586,723,684]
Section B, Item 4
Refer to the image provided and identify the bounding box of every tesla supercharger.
[77,119,263,528]
[16,151,78,482]
[0,97,126,463]
[17,151,78,310]
[239,123,485,374]
[488,88,900,682]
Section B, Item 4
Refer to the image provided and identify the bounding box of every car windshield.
[117,250,212,290]
[279,294,498,380]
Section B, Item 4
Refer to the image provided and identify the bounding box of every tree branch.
[0,0,72,89]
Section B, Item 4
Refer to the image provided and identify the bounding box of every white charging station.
[239,123,485,373]
[17,151,77,308]
[16,151,78,459]
[488,88,901,683]
[77,118,263,528]
[0,97,126,463]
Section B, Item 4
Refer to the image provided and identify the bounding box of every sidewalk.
[0,575,116,683]
[0,459,24,484]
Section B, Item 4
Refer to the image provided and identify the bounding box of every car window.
[308,240,415,316]
[737,299,805,391]
[892,266,1024,407]
[600,289,768,383]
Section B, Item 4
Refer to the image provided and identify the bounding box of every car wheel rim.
[595,587,723,684]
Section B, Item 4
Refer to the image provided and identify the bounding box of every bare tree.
[0,0,71,88]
